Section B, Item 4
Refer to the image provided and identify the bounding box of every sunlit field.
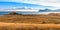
[0,12,60,30]
[0,14,60,24]
[0,23,60,30]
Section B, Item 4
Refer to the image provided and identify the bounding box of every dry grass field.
[0,14,60,24]
[0,22,60,30]
[0,13,60,30]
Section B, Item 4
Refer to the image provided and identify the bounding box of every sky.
[0,0,60,10]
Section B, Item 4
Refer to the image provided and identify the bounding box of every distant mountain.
[39,9,52,12]
[39,9,60,12]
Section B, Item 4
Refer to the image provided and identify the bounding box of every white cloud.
[14,0,60,8]
[0,0,60,9]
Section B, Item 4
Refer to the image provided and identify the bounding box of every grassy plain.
[0,13,60,30]
[0,14,60,24]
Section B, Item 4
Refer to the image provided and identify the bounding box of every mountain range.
[39,9,60,12]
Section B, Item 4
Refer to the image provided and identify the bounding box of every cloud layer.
[0,0,60,9]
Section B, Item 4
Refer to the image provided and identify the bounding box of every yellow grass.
[0,15,60,24]
[0,14,60,30]
[0,22,60,30]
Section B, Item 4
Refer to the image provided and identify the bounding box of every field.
[0,14,60,24]
[0,13,60,30]
[0,23,60,30]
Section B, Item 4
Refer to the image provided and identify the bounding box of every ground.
[0,14,60,30]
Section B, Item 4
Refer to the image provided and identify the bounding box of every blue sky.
[0,0,60,10]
